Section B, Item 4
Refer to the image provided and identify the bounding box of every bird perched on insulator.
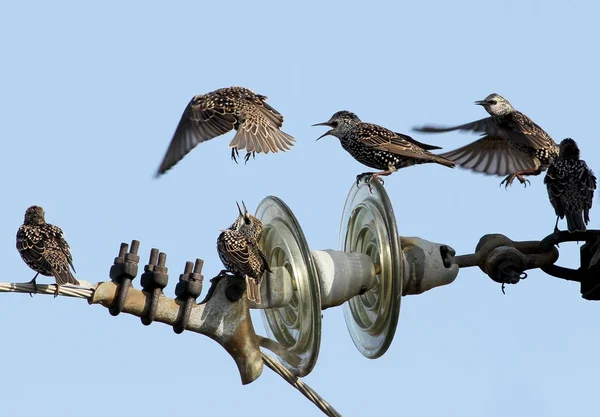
[155,86,295,177]
[414,93,559,188]
[217,201,270,304]
[544,138,596,232]
[313,110,454,190]
[16,206,79,297]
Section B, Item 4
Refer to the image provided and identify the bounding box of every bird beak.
[474,100,487,106]
[241,200,250,220]
[312,122,333,141]
[236,201,243,217]
[316,130,333,141]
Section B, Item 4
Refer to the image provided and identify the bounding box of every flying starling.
[414,93,559,188]
[16,206,79,297]
[155,86,295,176]
[544,138,596,233]
[217,202,270,304]
[313,111,455,189]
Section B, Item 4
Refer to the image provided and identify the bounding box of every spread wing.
[229,105,295,155]
[439,136,537,176]
[415,112,554,150]
[156,93,238,176]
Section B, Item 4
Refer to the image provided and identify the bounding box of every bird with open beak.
[313,110,454,191]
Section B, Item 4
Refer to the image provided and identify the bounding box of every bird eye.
[489,100,497,105]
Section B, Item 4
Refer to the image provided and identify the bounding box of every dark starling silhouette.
[155,86,295,176]
[217,202,270,304]
[414,93,559,188]
[313,111,455,189]
[544,138,596,232]
[16,206,79,297]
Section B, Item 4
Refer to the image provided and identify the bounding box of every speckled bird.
[544,138,596,233]
[217,202,270,304]
[414,93,559,188]
[16,206,79,297]
[155,86,295,176]
[313,111,455,188]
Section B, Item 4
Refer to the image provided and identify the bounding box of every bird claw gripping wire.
[109,240,140,316]
[140,249,169,326]
[539,230,600,300]
[173,259,204,334]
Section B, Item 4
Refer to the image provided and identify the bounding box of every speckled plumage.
[156,86,295,176]
[313,111,454,187]
[217,202,270,304]
[414,93,559,187]
[16,206,79,296]
[544,139,596,232]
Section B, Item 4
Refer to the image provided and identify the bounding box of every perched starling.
[16,206,79,297]
[414,93,559,188]
[217,202,270,304]
[155,86,295,176]
[313,111,455,189]
[544,138,596,232]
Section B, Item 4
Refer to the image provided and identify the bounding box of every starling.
[544,138,596,232]
[217,202,270,304]
[155,86,295,176]
[16,206,79,297]
[414,93,559,188]
[313,111,455,189]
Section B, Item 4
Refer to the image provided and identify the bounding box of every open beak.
[236,201,244,217]
[241,200,250,220]
[312,121,333,141]
[474,100,487,106]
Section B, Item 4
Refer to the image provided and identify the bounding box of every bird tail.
[428,153,456,168]
[245,276,262,305]
[566,212,586,232]
[54,269,80,287]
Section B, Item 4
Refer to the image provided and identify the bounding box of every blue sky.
[1,1,599,416]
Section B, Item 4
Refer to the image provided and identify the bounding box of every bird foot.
[356,173,384,193]
[231,148,240,164]
[243,152,256,165]
[500,173,530,189]
[54,285,60,298]
[28,276,38,298]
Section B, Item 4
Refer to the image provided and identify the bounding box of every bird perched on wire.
[155,86,295,177]
[544,138,596,233]
[413,93,559,188]
[313,110,454,190]
[16,206,79,297]
[217,202,270,304]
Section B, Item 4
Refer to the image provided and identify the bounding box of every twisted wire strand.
[0,282,342,416]
[261,352,342,417]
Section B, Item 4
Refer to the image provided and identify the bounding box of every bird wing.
[47,224,76,273]
[579,163,597,211]
[395,132,442,150]
[218,231,256,277]
[16,226,54,274]
[155,93,238,176]
[439,136,537,176]
[358,123,430,158]
[229,104,295,155]
[415,113,554,150]
[255,95,285,128]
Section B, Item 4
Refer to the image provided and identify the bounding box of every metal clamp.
[174,259,204,334]
[140,249,169,325]
[109,240,140,316]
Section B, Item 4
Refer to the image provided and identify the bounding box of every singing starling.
[414,93,559,188]
[544,138,596,233]
[155,86,295,176]
[217,202,270,304]
[313,111,455,189]
[16,206,79,297]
